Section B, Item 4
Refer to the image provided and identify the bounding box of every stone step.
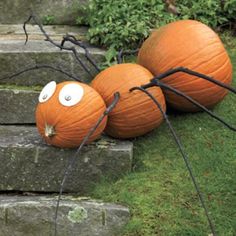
[0,24,88,41]
[0,0,88,25]
[0,87,39,124]
[0,125,133,193]
[0,195,130,236]
[0,24,105,86]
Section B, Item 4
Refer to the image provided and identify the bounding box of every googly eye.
[59,83,84,107]
[39,81,57,103]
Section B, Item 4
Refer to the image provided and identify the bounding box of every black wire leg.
[53,92,120,236]
[130,86,217,236]
[141,81,236,132]
[23,14,93,78]
[117,49,139,64]
[61,34,100,72]
[0,64,82,82]
[149,67,236,94]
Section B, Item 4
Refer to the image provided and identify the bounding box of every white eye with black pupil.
[39,81,56,103]
[59,83,84,107]
[65,95,72,101]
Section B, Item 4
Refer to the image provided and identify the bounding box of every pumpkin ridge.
[108,107,164,122]
[159,40,223,76]
[52,87,106,130]
[163,57,230,90]
[174,56,231,89]
[91,63,166,138]
[207,57,232,78]
[138,20,232,111]
[107,120,163,130]
[57,107,106,131]
[108,112,164,127]
[189,50,229,74]
[141,27,221,76]
[111,93,165,115]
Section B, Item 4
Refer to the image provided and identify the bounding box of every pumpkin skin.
[138,20,233,112]
[36,81,107,148]
[91,63,166,138]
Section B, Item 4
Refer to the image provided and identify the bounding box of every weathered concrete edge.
[0,88,39,124]
[0,125,133,193]
[0,0,88,25]
[0,24,88,41]
[0,41,105,86]
[0,195,130,236]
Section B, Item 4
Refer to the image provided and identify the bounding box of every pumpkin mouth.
[45,123,56,138]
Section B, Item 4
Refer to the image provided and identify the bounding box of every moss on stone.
[67,206,88,223]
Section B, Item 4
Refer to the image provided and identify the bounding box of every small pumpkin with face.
[36,81,107,148]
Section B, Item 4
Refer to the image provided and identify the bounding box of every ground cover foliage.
[90,50,236,235]
[74,2,236,234]
[78,0,236,52]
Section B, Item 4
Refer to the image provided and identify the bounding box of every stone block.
[0,195,130,236]
[0,87,39,124]
[0,125,133,193]
[0,0,88,25]
[0,24,105,86]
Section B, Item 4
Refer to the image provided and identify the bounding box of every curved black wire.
[23,14,93,78]
[54,92,120,236]
[145,80,236,132]
[149,67,236,94]
[117,49,139,64]
[130,86,217,236]
[0,64,82,82]
[61,34,100,72]
[117,49,124,64]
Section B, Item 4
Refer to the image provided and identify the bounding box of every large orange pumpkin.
[36,81,107,148]
[91,63,166,138]
[138,20,233,112]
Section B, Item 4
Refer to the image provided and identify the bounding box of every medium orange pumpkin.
[138,20,233,112]
[91,63,166,138]
[36,81,107,148]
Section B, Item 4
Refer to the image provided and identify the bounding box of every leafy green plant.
[177,0,227,28]
[78,0,177,50]
[42,15,55,25]
[220,30,236,49]
[78,0,236,63]
[223,0,236,24]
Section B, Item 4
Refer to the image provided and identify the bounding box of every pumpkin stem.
[130,86,217,236]
[45,124,56,138]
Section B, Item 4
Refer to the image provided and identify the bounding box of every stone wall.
[0,0,88,25]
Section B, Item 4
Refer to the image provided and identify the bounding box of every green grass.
[90,50,236,235]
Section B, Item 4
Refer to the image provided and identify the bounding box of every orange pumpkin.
[138,20,233,112]
[36,81,107,148]
[91,63,166,138]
